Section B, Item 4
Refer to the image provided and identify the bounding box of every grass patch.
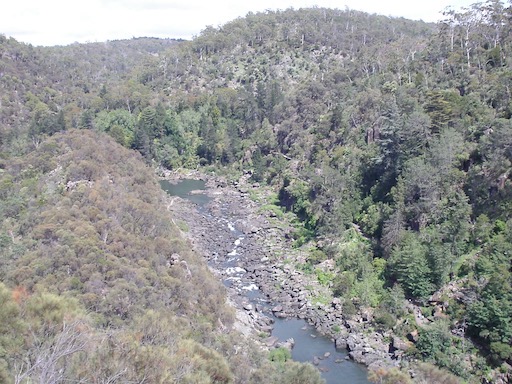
[315,268,335,286]
[259,204,285,219]
[175,220,189,232]
[312,294,331,306]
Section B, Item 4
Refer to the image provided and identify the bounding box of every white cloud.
[1,0,477,46]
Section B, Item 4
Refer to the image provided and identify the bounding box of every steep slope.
[136,6,512,381]
[0,129,323,383]
[0,36,180,141]
[0,3,511,382]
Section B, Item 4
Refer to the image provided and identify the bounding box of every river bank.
[161,170,403,376]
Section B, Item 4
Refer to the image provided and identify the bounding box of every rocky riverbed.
[162,171,404,373]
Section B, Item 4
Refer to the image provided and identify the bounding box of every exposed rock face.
[391,336,412,359]
[165,173,398,369]
[276,338,295,350]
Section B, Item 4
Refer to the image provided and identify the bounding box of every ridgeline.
[1,2,511,382]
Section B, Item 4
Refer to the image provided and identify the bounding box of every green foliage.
[94,109,135,147]
[24,291,81,328]
[414,363,462,384]
[414,320,470,378]
[2,3,512,378]
[466,220,512,364]
[267,359,326,384]
[379,284,407,317]
[259,203,285,219]
[175,339,234,383]
[315,268,334,286]
[388,231,433,300]
[308,248,327,265]
[373,310,396,331]
[268,347,291,363]
[0,283,23,381]
[368,367,412,384]
[490,342,512,362]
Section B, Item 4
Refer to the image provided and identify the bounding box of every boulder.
[277,338,295,350]
[391,336,411,353]
[407,330,419,343]
[349,349,365,364]
[335,337,348,350]
[346,333,362,351]
[264,336,279,347]
[362,352,381,365]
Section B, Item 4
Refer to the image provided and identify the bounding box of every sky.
[2,0,478,47]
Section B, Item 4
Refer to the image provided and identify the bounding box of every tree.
[400,158,440,231]
[13,320,89,384]
[388,231,433,299]
[0,284,24,383]
[93,109,135,147]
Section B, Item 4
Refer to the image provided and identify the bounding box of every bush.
[490,342,512,362]
[269,347,291,363]
[308,248,327,264]
[414,362,462,384]
[342,300,357,317]
[374,310,396,331]
[368,367,412,384]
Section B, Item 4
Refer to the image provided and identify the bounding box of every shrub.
[374,310,396,331]
[269,347,291,363]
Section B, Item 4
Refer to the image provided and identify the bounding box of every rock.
[391,336,411,353]
[362,352,381,365]
[361,308,373,322]
[346,334,361,351]
[169,174,400,372]
[349,350,365,364]
[368,359,396,372]
[277,338,295,350]
[368,334,390,354]
[335,337,348,350]
[407,330,419,343]
[265,336,279,347]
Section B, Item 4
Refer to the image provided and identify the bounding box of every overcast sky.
[2,0,477,46]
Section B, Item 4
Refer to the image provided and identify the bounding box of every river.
[160,178,370,384]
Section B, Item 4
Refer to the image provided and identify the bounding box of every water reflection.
[159,179,211,206]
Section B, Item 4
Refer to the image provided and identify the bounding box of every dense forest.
[1,0,511,382]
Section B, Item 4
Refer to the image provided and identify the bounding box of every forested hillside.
[0,130,325,383]
[1,1,512,382]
